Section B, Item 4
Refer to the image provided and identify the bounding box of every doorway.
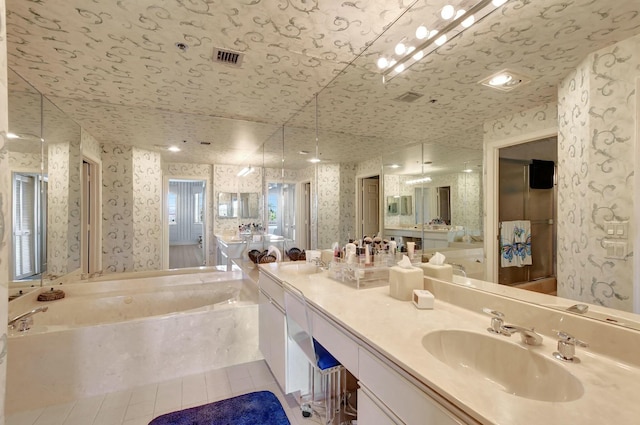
[12,172,47,280]
[81,158,101,274]
[301,182,311,249]
[359,176,380,238]
[497,137,558,292]
[167,179,206,269]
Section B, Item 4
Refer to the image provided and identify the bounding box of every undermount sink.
[422,330,583,402]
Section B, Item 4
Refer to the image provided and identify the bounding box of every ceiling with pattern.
[6,0,640,169]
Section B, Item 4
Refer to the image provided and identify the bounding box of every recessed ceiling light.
[479,69,531,92]
[388,164,401,169]
[6,132,19,139]
[168,146,181,152]
[308,158,321,163]
[298,150,310,155]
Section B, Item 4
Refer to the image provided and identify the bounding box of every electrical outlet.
[604,240,627,260]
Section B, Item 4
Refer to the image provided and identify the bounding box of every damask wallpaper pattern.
[102,144,134,273]
[557,35,638,311]
[317,164,341,248]
[47,136,82,275]
[81,128,101,162]
[132,148,162,271]
[8,151,40,171]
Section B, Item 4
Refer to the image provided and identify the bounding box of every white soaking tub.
[6,269,261,413]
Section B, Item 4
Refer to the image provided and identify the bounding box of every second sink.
[422,330,583,402]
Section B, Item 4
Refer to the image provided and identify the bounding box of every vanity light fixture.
[479,68,532,92]
[168,146,181,152]
[406,176,433,185]
[378,0,511,83]
[237,166,254,177]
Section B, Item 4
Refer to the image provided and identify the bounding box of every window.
[194,192,203,223]
[168,192,177,225]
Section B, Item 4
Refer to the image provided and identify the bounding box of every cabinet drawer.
[358,385,403,424]
[259,272,284,307]
[359,348,464,425]
[313,312,359,377]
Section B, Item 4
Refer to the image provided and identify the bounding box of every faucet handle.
[553,330,588,363]
[482,308,505,334]
[482,308,504,318]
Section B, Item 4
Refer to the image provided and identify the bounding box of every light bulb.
[395,42,406,55]
[435,34,447,46]
[441,5,455,20]
[492,0,508,6]
[377,57,389,69]
[416,25,428,40]
[428,30,439,39]
[413,50,424,61]
[455,9,466,19]
[462,15,475,28]
[489,74,513,86]
[394,63,405,73]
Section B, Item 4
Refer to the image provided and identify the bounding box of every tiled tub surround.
[7,271,261,414]
[260,263,640,424]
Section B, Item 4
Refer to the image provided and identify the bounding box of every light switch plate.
[604,220,628,239]
[604,240,627,260]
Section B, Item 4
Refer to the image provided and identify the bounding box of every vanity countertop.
[260,262,640,425]
[385,226,451,233]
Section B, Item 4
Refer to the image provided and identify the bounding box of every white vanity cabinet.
[358,349,465,425]
[258,272,287,389]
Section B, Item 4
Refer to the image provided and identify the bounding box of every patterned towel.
[500,220,532,268]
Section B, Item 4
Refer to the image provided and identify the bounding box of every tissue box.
[419,263,453,283]
[389,266,423,301]
[412,289,435,309]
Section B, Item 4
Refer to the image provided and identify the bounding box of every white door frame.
[297,180,312,250]
[484,128,557,283]
[163,175,210,269]
[356,173,382,240]
[634,77,640,313]
[81,156,102,275]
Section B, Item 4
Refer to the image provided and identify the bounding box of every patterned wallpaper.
[483,103,558,144]
[9,151,40,172]
[165,162,214,265]
[0,0,10,411]
[557,34,639,311]
[81,128,102,162]
[46,137,82,276]
[132,148,162,271]
[317,164,341,248]
[101,144,134,273]
[339,163,357,244]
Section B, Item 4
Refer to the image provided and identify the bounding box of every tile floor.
[7,360,319,425]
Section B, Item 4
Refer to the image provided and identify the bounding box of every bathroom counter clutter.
[259,262,640,425]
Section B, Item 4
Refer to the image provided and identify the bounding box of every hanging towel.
[500,220,532,267]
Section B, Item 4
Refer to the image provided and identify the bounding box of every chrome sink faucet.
[8,306,49,332]
[483,308,543,346]
[553,331,588,363]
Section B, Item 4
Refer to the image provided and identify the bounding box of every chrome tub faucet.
[8,306,49,332]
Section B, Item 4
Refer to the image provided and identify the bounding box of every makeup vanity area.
[258,262,640,425]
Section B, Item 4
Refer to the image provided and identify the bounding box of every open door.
[361,176,380,237]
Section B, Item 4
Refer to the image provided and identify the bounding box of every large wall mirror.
[5,0,640,329]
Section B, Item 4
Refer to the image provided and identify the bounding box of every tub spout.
[8,306,48,332]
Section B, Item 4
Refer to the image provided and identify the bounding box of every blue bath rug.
[148,390,290,425]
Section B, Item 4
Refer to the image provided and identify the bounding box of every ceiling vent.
[393,91,424,103]
[199,141,211,146]
[213,48,244,68]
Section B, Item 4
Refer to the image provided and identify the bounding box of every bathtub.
[6,269,262,413]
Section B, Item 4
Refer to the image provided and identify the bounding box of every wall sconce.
[378,0,509,83]
[237,166,254,177]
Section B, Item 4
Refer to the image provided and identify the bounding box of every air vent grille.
[393,91,424,103]
[199,141,211,145]
[213,48,244,68]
